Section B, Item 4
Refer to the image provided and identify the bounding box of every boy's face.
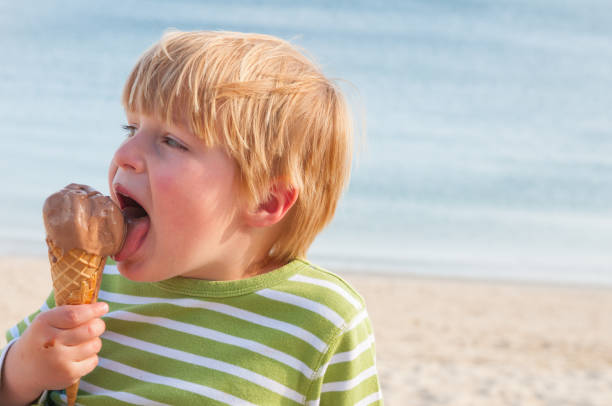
[108,112,246,281]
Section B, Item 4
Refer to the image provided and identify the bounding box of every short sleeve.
[306,311,383,405]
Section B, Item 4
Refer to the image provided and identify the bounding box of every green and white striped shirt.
[4,259,382,405]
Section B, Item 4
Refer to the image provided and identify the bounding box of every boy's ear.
[246,182,299,227]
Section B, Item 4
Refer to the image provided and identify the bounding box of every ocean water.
[1,1,611,284]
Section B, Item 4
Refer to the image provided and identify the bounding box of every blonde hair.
[123,30,353,264]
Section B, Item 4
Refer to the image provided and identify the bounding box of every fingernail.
[97,302,109,312]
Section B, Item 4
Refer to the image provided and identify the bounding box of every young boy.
[0,31,382,405]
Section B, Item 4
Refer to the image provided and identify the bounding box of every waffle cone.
[46,238,106,406]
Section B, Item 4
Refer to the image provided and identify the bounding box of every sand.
[2,256,611,406]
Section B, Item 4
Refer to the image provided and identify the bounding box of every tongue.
[113,215,150,261]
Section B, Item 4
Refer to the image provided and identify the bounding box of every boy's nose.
[113,135,145,173]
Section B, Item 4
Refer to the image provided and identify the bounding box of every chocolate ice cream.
[43,183,125,256]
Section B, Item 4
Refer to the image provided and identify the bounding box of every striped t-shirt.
[4,259,383,405]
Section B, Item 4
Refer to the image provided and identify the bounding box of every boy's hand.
[0,302,108,405]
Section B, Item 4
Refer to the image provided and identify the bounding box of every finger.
[71,354,100,379]
[43,302,109,329]
[66,337,103,362]
[60,318,106,346]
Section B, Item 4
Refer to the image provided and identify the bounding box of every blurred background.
[1,0,611,284]
[3,2,612,405]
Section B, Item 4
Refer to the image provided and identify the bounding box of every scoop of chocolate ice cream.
[43,184,126,256]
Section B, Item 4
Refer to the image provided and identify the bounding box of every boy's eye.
[121,124,137,137]
[163,136,188,151]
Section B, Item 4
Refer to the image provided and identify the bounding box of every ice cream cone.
[46,238,106,406]
[43,183,124,406]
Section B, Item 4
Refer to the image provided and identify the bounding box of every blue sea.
[1,1,611,285]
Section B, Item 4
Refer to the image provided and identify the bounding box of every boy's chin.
[115,260,151,282]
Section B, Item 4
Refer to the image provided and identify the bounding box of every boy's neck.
[180,257,285,281]
[181,228,284,281]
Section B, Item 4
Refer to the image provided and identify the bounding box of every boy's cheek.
[154,173,188,218]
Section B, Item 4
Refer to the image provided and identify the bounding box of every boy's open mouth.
[117,193,148,220]
[114,191,150,261]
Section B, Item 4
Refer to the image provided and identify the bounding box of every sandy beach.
[2,256,611,406]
